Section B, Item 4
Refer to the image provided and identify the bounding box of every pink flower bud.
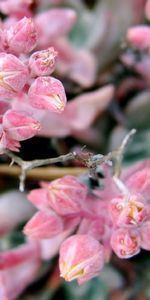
[47,176,87,216]
[0,134,21,153]
[59,234,104,284]
[0,53,29,99]
[110,228,141,258]
[3,110,41,141]
[28,76,67,113]
[27,187,50,212]
[23,210,63,239]
[127,25,150,49]
[29,47,58,77]
[110,194,147,226]
[5,17,38,54]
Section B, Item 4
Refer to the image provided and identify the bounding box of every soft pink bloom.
[3,109,41,141]
[0,242,41,300]
[127,25,150,49]
[27,187,51,212]
[28,176,87,216]
[110,228,141,258]
[110,193,147,226]
[23,210,63,239]
[28,76,67,113]
[29,47,57,77]
[4,17,37,55]
[59,234,104,284]
[0,109,40,153]
[46,175,87,216]
[0,53,29,99]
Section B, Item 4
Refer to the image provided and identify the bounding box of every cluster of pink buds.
[108,164,150,258]
[23,160,150,284]
[0,12,68,153]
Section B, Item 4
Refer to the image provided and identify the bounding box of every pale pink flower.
[27,175,88,216]
[3,110,41,141]
[29,47,58,77]
[28,76,67,113]
[28,176,87,216]
[4,17,37,55]
[27,187,51,212]
[59,234,104,284]
[0,109,40,153]
[23,210,63,239]
[46,175,87,216]
[0,53,29,99]
[110,228,141,258]
[110,193,147,226]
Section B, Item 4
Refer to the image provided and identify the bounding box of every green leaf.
[125,90,150,130]
[124,129,150,164]
[63,276,108,300]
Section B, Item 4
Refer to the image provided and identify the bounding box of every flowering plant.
[0,0,150,299]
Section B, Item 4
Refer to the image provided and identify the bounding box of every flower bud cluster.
[23,160,150,284]
[0,8,72,152]
[108,164,150,259]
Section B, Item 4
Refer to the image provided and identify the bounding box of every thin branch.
[113,128,136,178]
[4,129,136,192]
[5,150,76,191]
